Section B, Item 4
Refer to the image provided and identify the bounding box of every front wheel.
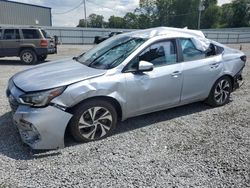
[206,76,232,107]
[69,100,117,142]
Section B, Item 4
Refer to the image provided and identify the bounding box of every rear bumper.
[233,68,244,91]
[12,105,72,150]
[35,48,48,56]
[47,47,57,54]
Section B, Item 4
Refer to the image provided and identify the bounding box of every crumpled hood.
[13,58,106,92]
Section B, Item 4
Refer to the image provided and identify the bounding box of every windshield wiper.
[73,52,85,63]
[106,53,128,69]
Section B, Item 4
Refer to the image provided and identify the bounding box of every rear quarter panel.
[222,47,245,76]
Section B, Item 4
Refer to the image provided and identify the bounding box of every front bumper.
[12,105,72,150]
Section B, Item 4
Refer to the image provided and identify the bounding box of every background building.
[0,0,52,26]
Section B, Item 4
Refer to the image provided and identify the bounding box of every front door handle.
[171,71,182,77]
[210,62,220,69]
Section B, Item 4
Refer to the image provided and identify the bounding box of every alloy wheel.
[22,52,33,63]
[214,79,230,104]
[78,107,113,140]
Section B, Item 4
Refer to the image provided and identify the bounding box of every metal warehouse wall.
[0,0,51,26]
[43,27,133,44]
[1,24,249,44]
[43,26,250,44]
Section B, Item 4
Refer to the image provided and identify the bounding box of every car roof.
[124,27,206,39]
[0,26,42,30]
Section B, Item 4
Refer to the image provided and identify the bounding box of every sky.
[10,0,231,27]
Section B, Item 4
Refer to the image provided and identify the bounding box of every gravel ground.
[0,44,249,187]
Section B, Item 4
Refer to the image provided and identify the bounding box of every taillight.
[40,39,48,47]
[240,55,247,63]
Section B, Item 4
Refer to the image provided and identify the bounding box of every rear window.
[22,29,41,39]
[41,30,51,39]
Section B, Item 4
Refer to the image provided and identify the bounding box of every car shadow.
[0,59,48,66]
[65,102,212,147]
[0,102,211,160]
[116,102,211,134]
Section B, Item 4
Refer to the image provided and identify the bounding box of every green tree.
[201,5,221,28]
[124,12,139,29]
[88,14,104,28]
[77,19,87,27]
[203,0,217,8]
[77,14,104,28]
[154,0,173,27]
[220,3,233,27]
[230,0,250,27]
[220,0,249,27]
[171,0,200,28]
[154,0,200,29]
[108,16,126,28]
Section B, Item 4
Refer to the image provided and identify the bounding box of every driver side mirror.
[138,61,154,72]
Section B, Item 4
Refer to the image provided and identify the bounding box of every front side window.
[180,38,206,61]
[3,29,20,40]
[138,40,177,67]
[125,40,177,71]
[22,29,41,39]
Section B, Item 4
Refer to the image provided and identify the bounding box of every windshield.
[77,35,147,70]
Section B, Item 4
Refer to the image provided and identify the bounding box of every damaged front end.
[6,80,73,150]
[13,105,72,150]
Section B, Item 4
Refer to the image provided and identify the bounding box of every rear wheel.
[206,76,232,107]
[20,49,37,64]
[69,100,117,142]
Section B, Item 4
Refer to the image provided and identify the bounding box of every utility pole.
[198,0,205,29]
[83,0,87,27]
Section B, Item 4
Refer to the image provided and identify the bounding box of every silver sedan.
[6,27,246,150]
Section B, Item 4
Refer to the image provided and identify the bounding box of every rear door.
[179,38,223,103]
[21,29,42,48]
[2,29,21,56]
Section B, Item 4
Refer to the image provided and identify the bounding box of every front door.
[124,40,183,117]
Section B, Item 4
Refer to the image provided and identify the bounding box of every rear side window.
[3,29,20,40]
[0,29,2,39]
[22,29,41,39]
[180,38,206,61]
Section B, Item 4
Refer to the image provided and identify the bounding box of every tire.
[69,99,118,142]
[20,49,37,64]
[206,76,232,107]
[37,55,47,62]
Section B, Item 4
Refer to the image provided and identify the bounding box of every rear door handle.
[171,71,182,77]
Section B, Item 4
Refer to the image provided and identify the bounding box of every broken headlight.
[19,87,66,107]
